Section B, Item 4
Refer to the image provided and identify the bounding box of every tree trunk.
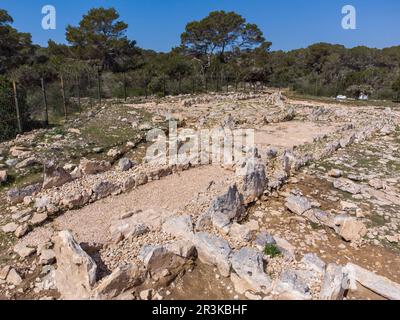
[123,72,127,101]
[60,75,67,120]
[12,81,22,133]
[178,74,182,94]
[163,77,166,97]
[97,69,102,105]
[41,78,49,127]
[192,77,195,94]
[76,75,81,112]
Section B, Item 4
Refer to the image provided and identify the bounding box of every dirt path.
[20,165,233,246]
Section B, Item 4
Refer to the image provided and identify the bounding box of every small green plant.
[264,244,281,258]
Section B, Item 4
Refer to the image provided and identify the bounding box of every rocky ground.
[1,90,400,300]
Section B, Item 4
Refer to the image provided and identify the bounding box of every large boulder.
[43,165,72,189]
[53,230,98,300]
[193,232,232,277]
[237,157,267,204]
[199,185,245,232]
[231,248,272,294]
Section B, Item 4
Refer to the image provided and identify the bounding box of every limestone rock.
[202,184,245,232]
[1,222,19,234]
[320,264,349,300]
[109,218,149,243]
[161,215,194,240]
[53,230,98,300]
[274,270,312,300]
[193,232,232,277]
[92,180,119,199]
[285,195,312,215]
[229,220,259,242]
[43,165,72,189]
[30,213,48,226]
[118,158,134,172]
[335,217,367,242]
[345,263,400,300]
[240,158,267,204]
[39,249,56,265]
[231,247,272,294]
[79,158,111,175]
[301,253,326,274]
[6,268,23,286]
[333,178,361,195]
[14,244,36,258]
[7,183,41,204]
[92,264,143,300]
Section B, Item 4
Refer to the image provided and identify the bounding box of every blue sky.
[1,0,399,52]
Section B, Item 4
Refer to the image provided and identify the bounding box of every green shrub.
[264,244,281,258]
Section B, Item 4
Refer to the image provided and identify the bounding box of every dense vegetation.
[1,7,400,141]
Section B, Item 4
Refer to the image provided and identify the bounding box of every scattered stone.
[43,165,72,189]
[162,215,194,240]
[368,178,384,190]
[15,224,30,238]
[30,213,48,226]
[229,220,259,242]
[109,219,149,243]
[336,217,367,242]
[0,266,11,280]
[1,222,19,234]
[6,268,23,286]
[118,158,134,172]
[200,184,245,232]
[92,180,119,199]
[285,195,312,215]
[14,244,36,258]
[79,158,111,175]
[327,169,343,178]
[333,178,361,195]
[39,249,56,265]
[7,183,41,204]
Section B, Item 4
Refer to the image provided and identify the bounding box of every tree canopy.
[181,11,267,63]
[66,7,139,71]
[0,9,33,74]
